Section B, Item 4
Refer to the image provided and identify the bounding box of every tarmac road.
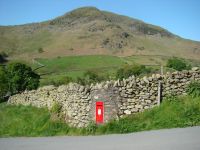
[0,126,200,150]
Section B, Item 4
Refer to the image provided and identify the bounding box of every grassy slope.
[35,55,166,86]
[32,55,200,86]
[34,55,127,85]
[36,55,125,74]
[0,95,199,137]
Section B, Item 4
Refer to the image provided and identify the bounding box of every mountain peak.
[49,6,104,25]
[70,6,100,12]
[63,6,102,18]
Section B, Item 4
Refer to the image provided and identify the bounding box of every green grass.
[0,104,72,137]
[125,55,169,66]
[35,55,170,86]
[0,95,200,137]
[36,55,125,73]
[35,55,126,85]
[95,96,200,134]
[35,55,198,76]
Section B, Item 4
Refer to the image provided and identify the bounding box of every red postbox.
[96,101,104,124]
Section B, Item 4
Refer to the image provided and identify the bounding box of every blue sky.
[0,0,200,41]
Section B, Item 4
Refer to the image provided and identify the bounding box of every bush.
[76,71,105,85]
[69,48,74,51]
[0,51,8,58]
[0,54,7,63]
[167,57,191,71]
[0,66,8,101]
[76,77,87,85]
[84,71,103,82]
[51,76,72,87]
[116,65,151,79]
[38,47,44,53]
[187,81,200,98]
[6,63,40,94]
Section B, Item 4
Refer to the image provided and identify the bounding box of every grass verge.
[0,95,199,137]
[0,104,72,137]
[95,96,200,134]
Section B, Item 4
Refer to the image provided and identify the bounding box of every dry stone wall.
[8,67,200,127]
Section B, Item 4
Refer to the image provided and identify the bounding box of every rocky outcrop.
[8,67,200,127]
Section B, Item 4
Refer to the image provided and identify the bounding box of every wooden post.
[157,81,161,106]
[158,65,163,106]
[161,65,163,75]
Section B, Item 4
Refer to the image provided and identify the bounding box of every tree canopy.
[0,62,40,100]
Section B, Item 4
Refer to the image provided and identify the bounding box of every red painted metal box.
[96,101,104,124]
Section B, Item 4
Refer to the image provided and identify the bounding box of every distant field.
[33,55,127,85]
[34,55,169,73]
[14,54,199,86]
[125,55,169,65]
[35,55,125,73]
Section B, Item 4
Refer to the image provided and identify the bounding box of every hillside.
[0,7,200,61]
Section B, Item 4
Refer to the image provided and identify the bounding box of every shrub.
[84,71,102,82]
[47,76,73,87]
[0,66,8,101]
[76,71,105,85]
[38,47,44,53]
[116,65,151,79]
[69,48,74,51]
[0,54,7,63]
[0,51,8,58]
[76,77,87,85]
[6,63,40,94]
[166,57,191,71]
[187,81,200,98]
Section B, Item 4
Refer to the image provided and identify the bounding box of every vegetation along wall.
[8,67,200,127]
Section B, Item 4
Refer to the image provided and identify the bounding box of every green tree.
[167,57,191,71]
[0,66,8,100]
[6,63,40,94]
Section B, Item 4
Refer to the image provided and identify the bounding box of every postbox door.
[96,101,104,124]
